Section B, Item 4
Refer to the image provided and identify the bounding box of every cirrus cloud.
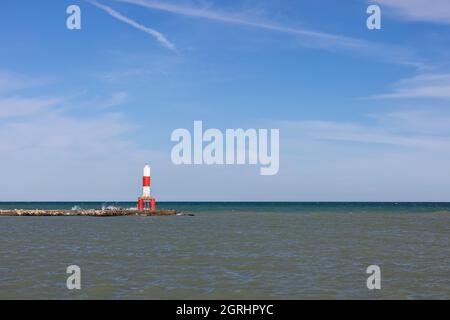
[374,0,450,24]
[88,0,176,51]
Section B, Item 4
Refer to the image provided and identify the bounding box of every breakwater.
[0,209,178,217]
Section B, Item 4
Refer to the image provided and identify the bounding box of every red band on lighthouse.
[143,176,151,187]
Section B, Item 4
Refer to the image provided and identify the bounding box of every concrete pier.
[0,209,178,217]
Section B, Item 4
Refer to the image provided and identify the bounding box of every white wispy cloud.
[0,112,133,153]
[0,70,63,118]
[101,91,129,108]
[0,71,47,93]
[0,96,63,118]
[88,0,176,51]
[283,110,450,149]
[374,0,450,24]
[371,73,450,100]
[369,110,450,135]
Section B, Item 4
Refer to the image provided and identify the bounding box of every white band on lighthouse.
[144,165,151,177]
[143,186,151,197]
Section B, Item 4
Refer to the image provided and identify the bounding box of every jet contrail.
[115,0,365,48]
[114,0,424,68]
[88,0,176,51]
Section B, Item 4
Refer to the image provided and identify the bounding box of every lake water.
[0,202,449,299]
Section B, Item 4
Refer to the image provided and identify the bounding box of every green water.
[0,202,449,299]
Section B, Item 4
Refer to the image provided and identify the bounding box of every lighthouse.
[138,164,156,211]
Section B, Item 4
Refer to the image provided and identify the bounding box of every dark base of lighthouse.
[138,197,156,211]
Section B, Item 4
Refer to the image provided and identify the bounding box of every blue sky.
[1,0,450,201]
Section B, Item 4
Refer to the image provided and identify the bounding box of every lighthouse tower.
[138,164,156,211]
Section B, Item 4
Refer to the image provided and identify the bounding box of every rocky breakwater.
[0,209,178,217]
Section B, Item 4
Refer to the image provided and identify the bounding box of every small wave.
[101,202,122,210]
[71,205,81,211]
[102,205,121,211]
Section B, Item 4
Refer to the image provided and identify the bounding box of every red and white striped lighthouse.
[138,164,156,211]
[142,164,151,197]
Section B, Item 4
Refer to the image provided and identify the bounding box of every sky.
[1,0,450,201]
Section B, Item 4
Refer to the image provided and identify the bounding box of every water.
[0,202,449,299]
